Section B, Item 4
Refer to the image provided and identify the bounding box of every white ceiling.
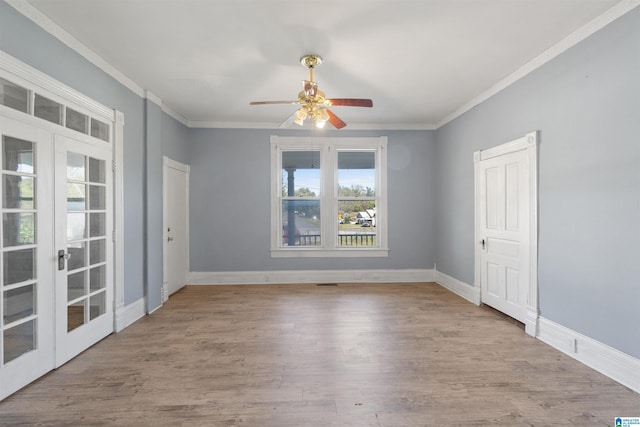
[20,0,630,129]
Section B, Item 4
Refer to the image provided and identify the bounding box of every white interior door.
[54,134,113,366]
[0,116,54,401]
[164,158,189,298]
[478,149,530,324]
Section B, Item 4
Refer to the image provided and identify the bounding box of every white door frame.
[162,156,190,302]
[474,131,539,336]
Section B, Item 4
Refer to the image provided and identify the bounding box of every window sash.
[270,136,388,258]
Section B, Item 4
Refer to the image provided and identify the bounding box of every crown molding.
[436,0,640,129]
[5,0,145,98]
[186,120,438,131]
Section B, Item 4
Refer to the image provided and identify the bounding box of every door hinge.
[112,160,116,171]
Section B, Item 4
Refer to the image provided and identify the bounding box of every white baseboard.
[434,270,481,305]
[538,317,640,394]
[189,269,436,285]
[114,298,146,332]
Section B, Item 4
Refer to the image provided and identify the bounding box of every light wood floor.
[1,283,638,426]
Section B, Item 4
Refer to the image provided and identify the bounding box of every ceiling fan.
[250,54,373,129]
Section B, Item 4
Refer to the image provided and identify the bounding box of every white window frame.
[270,135,388,258]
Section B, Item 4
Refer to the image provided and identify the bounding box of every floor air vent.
[317,283,338,286]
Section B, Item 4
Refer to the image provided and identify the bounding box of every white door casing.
[162,157,189,300]
[474,131,538,336]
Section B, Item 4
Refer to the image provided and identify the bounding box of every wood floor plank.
[1,282,638,426]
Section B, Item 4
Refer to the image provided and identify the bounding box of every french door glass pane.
[3,137,34,173]
[2,249,35,286]
[67,242,86,271]
[67,183,86,211]
[67,301,84,332]
[67,271,85,302]
[3,213,35,246]
[89,239,105,264]
[3,320,35,364]
[90,266,106,291]
[89,292,105,320]
[89,213,105,237]
[3,285,35,324]
[66,152,85,181]
[89,157,106,183]
[89,185,105,210]
[3,175,35,209]
[67,213,86,241]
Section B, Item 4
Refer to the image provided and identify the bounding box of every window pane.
[67,183,86,211]
[67,213,86,241]
[281,151,320,197]
[0,78,29,114]
[3,249,35,286]
[67,242,86,271]
[90,239,105,265]
[3,213,35,246]
[4,319,35,364]
[89,213,105,237]
[66,108,88,134]
[34,94,62,125]
[90,118,110,142]
[67,271,85,301]
[89,292,105,320]
[67,152,85,181]
[338,151,375,197]
[90,265,106,291]
[3,175,35,209]
[338,201,377,247]
[89,157,105,184]
[3,137,34,173]
[281,200,320,246]
[67,300,85,332]
[3,284,35,324]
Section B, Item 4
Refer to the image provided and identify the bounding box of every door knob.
[58,250,71,270]
[167,236,174,242]
[481,239,486,249]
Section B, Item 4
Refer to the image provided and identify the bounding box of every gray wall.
[145,100,163,311]
[0,1,146,305]
[189,128,436,272]
[435,8,640,358]
[162,112,191,165]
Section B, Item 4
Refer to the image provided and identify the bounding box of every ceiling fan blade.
[250,100,299,105]
[279,109,299,128]
[303,80,318,97]
[326,109,347,129]
[326,98,373,107]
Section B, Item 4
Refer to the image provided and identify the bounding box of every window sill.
[270,247,389,258]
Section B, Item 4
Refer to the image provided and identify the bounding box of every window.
[270,136,388,257]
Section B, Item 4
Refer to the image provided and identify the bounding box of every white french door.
[0,116,55,401]
[54,134,113,365]
[0,116,114,400]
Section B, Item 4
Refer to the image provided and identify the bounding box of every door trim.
[474,131,538,336]
[162,156,190,302]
